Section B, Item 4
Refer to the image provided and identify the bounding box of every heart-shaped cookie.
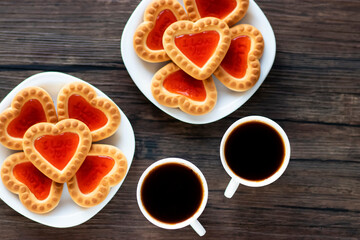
[22,119,92,183]
[1,152,63,214]
[151,62,217,115]
[214,24,264,91]
[57,82,121,142]
[184,0,249,27]
[0,87,57,150]
[133,0,188,62]
[67,144,127,208]
[163,17,231,80]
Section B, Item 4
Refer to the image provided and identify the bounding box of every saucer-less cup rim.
[137,157,208,235]
[220,116,291,188]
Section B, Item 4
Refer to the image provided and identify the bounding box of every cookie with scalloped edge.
[57,82,120,142]
[22,119,92,183]
[163,17,231,80]
[184,0,249,27]
[1,152,63,214]
[151,62,217,115]
[133,0,188,62]
[214,24,264,92]
[67,144,128,208]
[0,87,57,150]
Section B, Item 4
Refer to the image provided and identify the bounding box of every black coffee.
[224,121,285,181]
[141,163,203,224]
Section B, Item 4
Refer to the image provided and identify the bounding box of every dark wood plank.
[0,0,359,239]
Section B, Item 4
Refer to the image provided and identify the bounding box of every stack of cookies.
[134,0,264,116]
[0,82,127,214]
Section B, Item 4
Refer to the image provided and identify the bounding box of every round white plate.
[121,0,276,124]
[0,72,135,228]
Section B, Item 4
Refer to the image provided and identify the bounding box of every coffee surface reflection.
[140,163,204,224]
[224,120,285,181]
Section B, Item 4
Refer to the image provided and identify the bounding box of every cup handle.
[190,219,206,236]
[224,178,240,198]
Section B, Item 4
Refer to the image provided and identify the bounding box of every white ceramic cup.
[220,116,291,198]
[137,158,208,236]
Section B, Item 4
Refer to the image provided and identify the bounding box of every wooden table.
[0,0,359,239]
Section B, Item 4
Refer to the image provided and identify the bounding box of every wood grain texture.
[0,0,359,239]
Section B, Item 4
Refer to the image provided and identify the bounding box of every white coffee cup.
[220,116,291,198]
[136,157,208,236]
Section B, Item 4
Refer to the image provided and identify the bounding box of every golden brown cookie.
[184,0,249,27]
[67,144,128,208]
[133,0,188,62]
[0,87,57,150]
[1,152,63,214]
[151,62,217,115]
[22,119,92,183]
[57,82,121,142]
[214,24,264,91]
[163,17,231,80]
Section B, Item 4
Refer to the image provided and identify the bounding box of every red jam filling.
[34,132,80,170]
[163,70,206,101]
[13,162,52,200]
[195,0,237,20]
[175,31,220,68]
[146,9,177,50]
[68,94,108,131]
[221,35,251,78]
[7,99,47,138]
[76,155,115,194]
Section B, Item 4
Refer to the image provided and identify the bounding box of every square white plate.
[0,72,135,228]
[121,0,276,124]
